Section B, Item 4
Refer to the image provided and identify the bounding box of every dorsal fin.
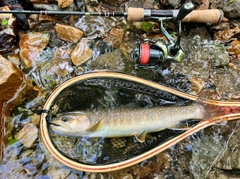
[85,118,103,132]
[135,130,147,143]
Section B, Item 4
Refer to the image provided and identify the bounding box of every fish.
[50,104,206,142]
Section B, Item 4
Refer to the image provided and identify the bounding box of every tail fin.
[195,90,226,119]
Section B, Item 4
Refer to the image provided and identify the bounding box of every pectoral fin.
[135,130,147,143]
[86,118,103,132]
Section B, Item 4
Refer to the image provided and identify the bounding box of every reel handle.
[176,2,194,21]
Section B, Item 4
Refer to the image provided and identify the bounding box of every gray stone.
[223,1,240,18]
[89,49,126,71]
[167,0,181,7]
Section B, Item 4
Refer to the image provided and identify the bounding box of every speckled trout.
[50,104,206,142]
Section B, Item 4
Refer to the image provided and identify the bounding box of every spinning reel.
[131,3,194,66]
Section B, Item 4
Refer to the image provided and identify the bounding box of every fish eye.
[61,117,70,122]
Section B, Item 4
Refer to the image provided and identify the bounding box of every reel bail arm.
[131,2,194,66]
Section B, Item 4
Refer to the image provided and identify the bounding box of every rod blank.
[0,8,224,24]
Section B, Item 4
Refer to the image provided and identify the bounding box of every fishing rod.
[0,5,223,23]
[1,2,224,66]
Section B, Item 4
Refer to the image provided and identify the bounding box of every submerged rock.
[70,38,93,66]
[189,77,205,95]
[89,49,126,71]
[19,32,49,68]
[49,48,74,76]
[209,44,229,67]
[104,28,125,48]
[15,123,38,148]
[55,23,83,43]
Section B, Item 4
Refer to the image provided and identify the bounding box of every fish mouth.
[49,122,60,127]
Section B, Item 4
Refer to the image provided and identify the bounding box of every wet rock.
[228,39,240,62]
[166,0,181,7]
[85,4,100,12]
[131,21,159,33]
[104,28,125,48]
[0,6,13,19]
[210,45,229,67]
[211,68,240,99]
[139,152,171,178]
[109,152,170,179]
[0,28,15,36]
[119,34,136,62]
[0,55,27,161]
[89,49,126,71]
[195,0,210,10]
[31,114,40,125]
[47,165,71,178]
[58,0,73,8]
[55,23,83,43]
[174,36,230,81]
[39,14,58,23]
[214,27,240,41]
[189,77,205,95]
[30,0,57,3]
[48,47,74,76]
[0,8,15,36]
[70,38,93,66]
[28,14,39,30]
[143,0,155,8]
[209,22,229,31]
[19,32,50,68]
[75,16,112,39]
[7,54,21,67]
[0,33,16,53]
[15,123,38,148]
[101,0,128,6]
[223,1,240,18]
[33,4,60,11]
[210,0,224,9]
[0,55,26,103]
[126,0,144,8]
[89,0,98,6]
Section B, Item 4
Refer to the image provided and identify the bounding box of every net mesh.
[48,78,197,165]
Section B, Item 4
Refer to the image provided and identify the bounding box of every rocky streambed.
[1,0,240,178]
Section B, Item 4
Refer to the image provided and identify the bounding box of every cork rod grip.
[127,7,145,22]
[182,9,223,23]
[127,8,223,24]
